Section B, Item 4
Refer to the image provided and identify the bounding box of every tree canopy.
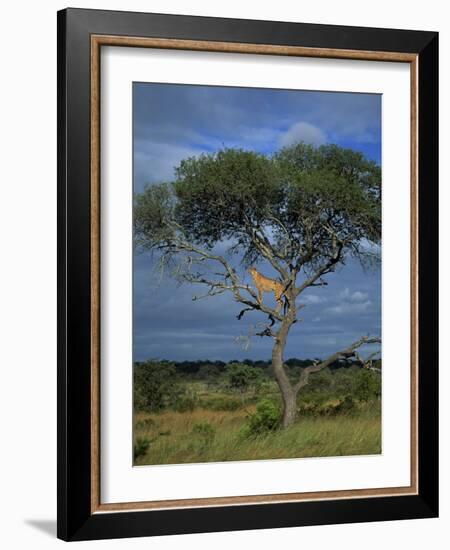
[134,143,381,286]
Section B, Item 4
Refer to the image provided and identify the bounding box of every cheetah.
[248,267,286,311]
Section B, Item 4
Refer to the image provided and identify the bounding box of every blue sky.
[133,83,381,361]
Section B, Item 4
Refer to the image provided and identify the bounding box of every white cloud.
[339,288,351,300]
[325,300,373,316]
[339,287,369,303]
[278,121,327,147]
[307,93,381,144]
[350,290,369,303]
[303,294,327,305]
[134,141,201,191]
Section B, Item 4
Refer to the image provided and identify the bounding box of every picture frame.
[57,7,438,541]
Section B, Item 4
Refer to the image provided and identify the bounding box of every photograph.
[132,83,383,466]
[54,6,438,541]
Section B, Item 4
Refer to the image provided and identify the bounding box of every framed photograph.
[57,8,438,541]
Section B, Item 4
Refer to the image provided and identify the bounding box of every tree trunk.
[281,387,298,428]
[271,313,297,428]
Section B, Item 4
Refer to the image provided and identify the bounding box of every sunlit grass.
[133,401,381,466]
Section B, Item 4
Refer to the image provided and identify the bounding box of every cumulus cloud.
[279,121,327,147]
[303,294,327,305]
[134,141,201,191]
[350,290,369,303]
[325,300,373,316]
[339,288,369,303]
[320,287,374,316]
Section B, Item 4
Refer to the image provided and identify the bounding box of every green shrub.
[134,437,151,460]
[172,392,198,412]
[134,361,180,412]
[196,364,221,385]
[246,399,281,435]
[191,422,216,448]
[332,395,356,414]
[225,363,262,393]
[353,369,381,402]
[307,368,334,393]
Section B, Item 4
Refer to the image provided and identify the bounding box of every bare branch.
[255,326,276,338]
[294,335,381,393]
[353,350,381,373]
[158,234,284,321]
[309,278,328,287]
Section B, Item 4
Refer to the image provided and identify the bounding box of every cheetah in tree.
[248,267,286,312]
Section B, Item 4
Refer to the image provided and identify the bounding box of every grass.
[133,400,381,466]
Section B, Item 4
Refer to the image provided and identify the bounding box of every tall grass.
[133,401,381,466]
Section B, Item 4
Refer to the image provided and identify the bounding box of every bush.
[134,437,151,460]
[353,369,381,402]
[246,399,281,435]
[225,363,262,393]
[172,392,198,412]
[306,368,334,393]
[195,364,221,384]
[333,395,356,414]
[191,422,216,448]
[134,361,180,412]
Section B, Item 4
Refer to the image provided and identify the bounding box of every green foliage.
[134,143,381,270]
[191,421,216,448]
[225,363,262,393]
[305,368,334,393]
[195,364,221,385]
[134,360,181,412]
[298,366,381,406]
[333,366,360,395]
[134,183,175,249]
[174,149,280,249]
[353,369,381,402]
[134,437,151,460]
[172,391,199,412]
[134,360,381,416]
[246,399,281,435]
[334,396,357,414]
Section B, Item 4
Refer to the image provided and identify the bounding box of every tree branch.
[294,336,381,393]
[353,350,381,373]
[295,240,345,295]
[241,210,289,280]
[158,234,284,322]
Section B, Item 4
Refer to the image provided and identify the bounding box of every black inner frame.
[57,8,438,542]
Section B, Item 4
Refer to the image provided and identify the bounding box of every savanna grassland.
[133,360,381,466]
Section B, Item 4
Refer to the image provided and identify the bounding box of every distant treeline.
[134,357,381,378]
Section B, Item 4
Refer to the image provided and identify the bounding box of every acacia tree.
[134,143,381,427]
